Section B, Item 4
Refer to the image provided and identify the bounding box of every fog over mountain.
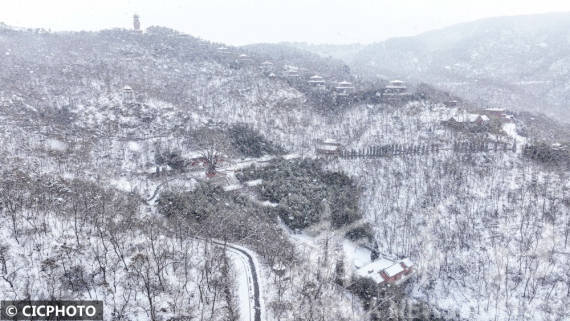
[292,12,570,123]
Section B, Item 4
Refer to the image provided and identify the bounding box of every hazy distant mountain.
[281,42,365,61]
[242,42,353,79]
[343,12,570,122]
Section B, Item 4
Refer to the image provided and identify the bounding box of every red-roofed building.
[357,257,414,285]
[399,258,414,275]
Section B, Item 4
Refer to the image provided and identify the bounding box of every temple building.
[383,80,407,96]
[260,61,274,71]
[308,75,326,89]
[237,54,253,64]
[283,65,300,78]
[122,86,136,104]
[335,80,354,96]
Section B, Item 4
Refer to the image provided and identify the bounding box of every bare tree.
[201,147,220,177]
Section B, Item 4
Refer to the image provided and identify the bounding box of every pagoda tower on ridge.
[133,14,141,31]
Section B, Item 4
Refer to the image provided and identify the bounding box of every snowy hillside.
[0,26,374,321]
[0,24,568,321]
[296,12,570,123]
[328,104,569,321]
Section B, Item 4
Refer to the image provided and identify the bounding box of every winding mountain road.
[210,239,262,321]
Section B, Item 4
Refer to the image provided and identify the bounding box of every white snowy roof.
[284,68,300,76]
[400,258,413,268]
[466,114,480,122]
[358,271,384,284]
[272,262,287,271]
[309,76,326,83]
[336,81,354,90]
[282,153,300,160]
[284,65,299,71]
[261,61,273,65]
[245,179,263,187]
[123,85,133,91]
[385,263,405,277]
[223,184,242,192]
[360,259,394,272]
[317,144,340,151]
[239,54,248,57]
[454,113,488,123]
[357,259,394,283]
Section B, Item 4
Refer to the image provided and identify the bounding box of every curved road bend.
[210,239,262,321]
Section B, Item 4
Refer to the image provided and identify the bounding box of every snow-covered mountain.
[0,24,568,321]
[295,12,570,123]
[277,42,365,61]
[0,26,365,321]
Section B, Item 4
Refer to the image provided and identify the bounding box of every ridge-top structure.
[133,14,141,31]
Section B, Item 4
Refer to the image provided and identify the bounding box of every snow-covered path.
[502,122,527,145]
[228,250,255,321]
[210,240,263,321]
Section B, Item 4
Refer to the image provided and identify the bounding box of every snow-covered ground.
[228,251,255,321]
[502,122,527,145]
[0,25,567,321]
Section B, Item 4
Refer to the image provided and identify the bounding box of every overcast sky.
[1,0,570,45]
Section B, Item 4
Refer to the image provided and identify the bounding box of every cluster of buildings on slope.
[128,15,407,101]
[290,69,411,99]
[313,107,515,157]
[445,108,514,126]
[278,64,358,95]
[128,15,414,104]
[214,46,413,99]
